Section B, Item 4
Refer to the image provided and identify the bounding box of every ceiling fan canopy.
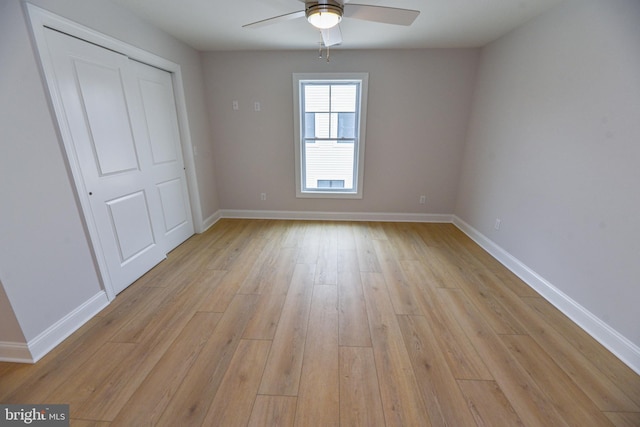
[243,1,420,48]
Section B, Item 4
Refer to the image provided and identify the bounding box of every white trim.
[171,68,204,234]
[25,3,201,299]
[0,291,109,364]
[452,215,640,375]
[293,73,369,199]
[220,209,452,223]
[0,341,33,364]
[28,291,109,363]
[202,210,223,232]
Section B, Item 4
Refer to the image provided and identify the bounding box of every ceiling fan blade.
[321,25,342,47]
[344,4,420,26]
[243,10,305,29]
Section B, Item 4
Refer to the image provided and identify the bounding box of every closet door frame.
[26,3,203,300]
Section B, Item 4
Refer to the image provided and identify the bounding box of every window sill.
[296,190,363,199]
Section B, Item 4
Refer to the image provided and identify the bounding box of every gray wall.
[201,49,479,214]
[456,0,640,348]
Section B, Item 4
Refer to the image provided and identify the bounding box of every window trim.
[293,72,369,199]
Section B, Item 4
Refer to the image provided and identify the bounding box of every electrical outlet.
[232,100,239,110]
[260,193,267,201]
[494,218,502,230]
[419,195,426,205]
[254,101,261,112]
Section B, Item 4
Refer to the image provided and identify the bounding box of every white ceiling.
[109,0,566,51]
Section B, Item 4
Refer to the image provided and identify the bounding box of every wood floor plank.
[501,334,615,426]
[457,379,525,427]
[401,259,493,380]
[361,272,432,426]
[480,258,540,298]
[397,314,478,427]
[237,238,283,295]
[135,225,230,289]
[421,245,468,289]
[259,263,315,396]
[366,221,387,240]
[155,294,260,426]
[0,363,30,400]
[109,311,222,425]
[372,239,422,315]
[68,420,111,427]
[279,220,306,248]
[604,412,640,427]
[449,264,529,335]
[337,249,372,347]
[107,270,203,343]
[314,222,338,285]
[294,285,339,426]
[201,339,271,427]
[438,288,570,426]
[44,342,134,411]
[523,296,640,407]
[242,247,299,340]
[339,346,386,427]
[475,272,640,412]
[400,223,436,259]
[384,222,423,261]
[436,226,539,298]
[96,272,168,317]
[196,269,248,313]
[413,223,448,248]
[73,269,223,421]
[243,291,288,341]
[0,316,103,402]
[205,220,258,270]
[336,221,357,252]
[248,396,297,427]
[1,286,168,404]
[207,220,265,271]
[352,222,382,273]
[297,221,321,265]
[242,243,298,295]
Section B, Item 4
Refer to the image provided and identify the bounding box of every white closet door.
[131,61,194,253]
[43,28,166,295]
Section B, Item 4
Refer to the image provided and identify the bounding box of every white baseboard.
[452,215,640,375]
[0,341,32,364]
[28,291,110,363]
[0,291,110,363]
[201,210,223,232]
[220,209,453,223]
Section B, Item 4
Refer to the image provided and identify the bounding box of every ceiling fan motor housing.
[305,1,344,29]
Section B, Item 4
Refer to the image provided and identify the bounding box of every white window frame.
[293,72,369,199]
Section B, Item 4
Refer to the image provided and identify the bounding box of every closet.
[42,28,194,295]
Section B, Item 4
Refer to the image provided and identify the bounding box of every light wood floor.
[1,220,639,426]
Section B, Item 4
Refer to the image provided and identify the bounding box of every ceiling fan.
[243,0,420,48]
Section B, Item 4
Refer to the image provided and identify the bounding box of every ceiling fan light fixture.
[306,3,343,30]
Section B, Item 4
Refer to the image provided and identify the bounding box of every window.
[293,73,368,198]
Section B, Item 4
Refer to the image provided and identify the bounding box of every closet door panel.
[132,61,194,252]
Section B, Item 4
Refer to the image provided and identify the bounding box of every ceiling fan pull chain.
[326,44,330,62]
